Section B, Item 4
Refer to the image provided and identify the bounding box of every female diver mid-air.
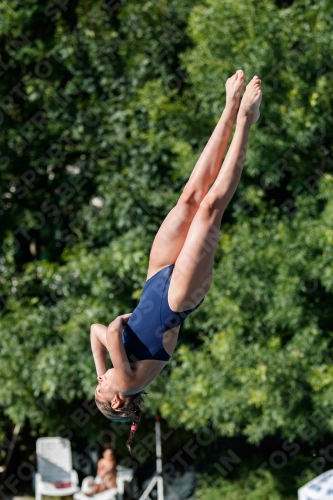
[91,70,262,454]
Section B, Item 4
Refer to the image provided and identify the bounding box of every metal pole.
[155,417,164,500]
[138,416,164,500]
[137,476,158,500]
[0,424,20,482]
[157,476,164,500]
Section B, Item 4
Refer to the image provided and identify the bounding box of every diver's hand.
[108,313,132,333]
[120,313,132,323]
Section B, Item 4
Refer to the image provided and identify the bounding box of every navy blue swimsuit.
[122,264,204,362]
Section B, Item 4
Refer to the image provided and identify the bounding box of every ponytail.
[126,413,142,459]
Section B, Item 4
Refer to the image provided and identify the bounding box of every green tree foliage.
[1,0,333,495]
[149,177,333,443]
[195,469,298,500]
[0,0,199,440]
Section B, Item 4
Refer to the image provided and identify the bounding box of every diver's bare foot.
[225,69,245,115]
[237,75,262,126]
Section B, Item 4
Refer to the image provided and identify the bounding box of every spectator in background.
[83,446,117,496]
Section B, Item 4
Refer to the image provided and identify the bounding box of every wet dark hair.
[102,445,116,461]
[95,391,147,457]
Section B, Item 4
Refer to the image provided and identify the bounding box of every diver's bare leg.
[147,70,245,279]
[169,76,262,310]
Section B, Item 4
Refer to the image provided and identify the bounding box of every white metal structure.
[35,437,80,500]
[298,469,333,499]
[75,465,134,500]
[139,416,187,500]
[138,416,164,500]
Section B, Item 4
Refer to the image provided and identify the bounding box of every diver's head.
[96,369,121,404]
[95,390,147,456]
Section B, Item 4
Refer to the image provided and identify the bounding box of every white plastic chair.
[74,466,134,500]
[298,469,333,499]
[35,437,80,500]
